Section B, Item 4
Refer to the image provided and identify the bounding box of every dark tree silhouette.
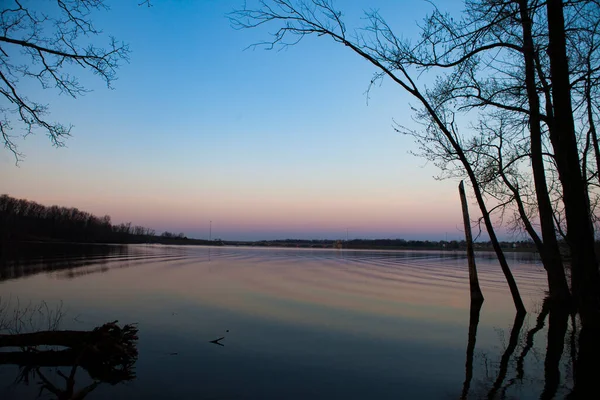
[230,0,527,313]
[231,0,600,316]
[0,194,153,244]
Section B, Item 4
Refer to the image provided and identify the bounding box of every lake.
[0,244,575,399]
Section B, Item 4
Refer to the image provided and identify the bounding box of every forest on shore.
[0,194,211,246]
[1,194,540,252]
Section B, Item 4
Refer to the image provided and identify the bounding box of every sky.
[0,0,495,241]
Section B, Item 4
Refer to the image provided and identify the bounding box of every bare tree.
[230,1,600,315]
[0,0,131,162]
[396,0,575,301]
[546,0,600,320]
[230,0,527,313]
[517,0,571,301]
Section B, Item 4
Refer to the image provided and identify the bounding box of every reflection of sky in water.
[0,245,562,399]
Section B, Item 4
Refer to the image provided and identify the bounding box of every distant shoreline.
[4,238,540,253]
[0,194,540,253]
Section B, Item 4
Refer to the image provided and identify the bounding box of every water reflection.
[0,243,196,281]
[516,299,550,380]
[458,297,600,400]
[0,243,126,281]
[460,300,482,399]
[541,304,569,399]
[487,311,526,398]
[3,244,598,399]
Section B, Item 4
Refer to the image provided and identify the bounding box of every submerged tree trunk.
[459,180,484,304]
[466,170,526,314]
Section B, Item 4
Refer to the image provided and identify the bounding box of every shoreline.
[3,239,540,253]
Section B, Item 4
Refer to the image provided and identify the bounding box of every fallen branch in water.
[0,321,138,383]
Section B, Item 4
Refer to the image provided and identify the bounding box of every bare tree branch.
[0,0,131,163]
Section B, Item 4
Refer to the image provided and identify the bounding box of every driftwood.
[0,321,138,383]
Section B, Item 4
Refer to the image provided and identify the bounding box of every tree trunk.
[465,167,526,314]
[0,322,138,358]
[413,91,526,314]
[0,330,96,348]
[586,72,600,185]
[518,0,571,302]
[459,180,484,304]
[546,0,600,318]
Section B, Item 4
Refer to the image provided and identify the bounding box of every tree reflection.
[516,298,550,380]
[487,311,525,399]
[0,242,192,282]
[459,298,597,399]
[461,300,483,399]
[540,304,569,399]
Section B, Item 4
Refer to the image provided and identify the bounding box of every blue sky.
[0,0,486,241]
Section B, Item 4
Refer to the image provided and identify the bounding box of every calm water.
[0,244,575,399]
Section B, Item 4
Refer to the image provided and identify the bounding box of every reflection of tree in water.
[15,361,124,400]
[461,300,483,399]
[0,242,192,282]
[0,243,128,282]
[460,299,587,399]
[1,301,138,400]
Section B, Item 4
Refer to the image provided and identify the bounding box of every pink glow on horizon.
[2,151,467,239]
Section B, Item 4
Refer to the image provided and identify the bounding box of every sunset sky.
[0,0,487,241]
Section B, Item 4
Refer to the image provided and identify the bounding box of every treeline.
[345,239,535,251]
[0,194,191,244]
[350,239,540,251]
[231,238,538,251]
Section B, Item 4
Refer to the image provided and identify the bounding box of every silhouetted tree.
[232,0,600,318]
[546,0,600,326]
[410,0,600,308]
[230,0,526,313]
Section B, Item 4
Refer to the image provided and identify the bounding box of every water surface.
[0,244,572,399]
